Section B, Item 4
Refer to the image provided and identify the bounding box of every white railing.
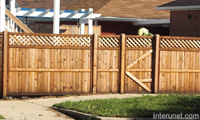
[5,8,33,33]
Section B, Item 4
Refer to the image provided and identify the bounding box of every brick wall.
[170,10,200,37]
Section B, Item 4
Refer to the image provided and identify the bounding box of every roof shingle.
[16,0,84,10]
[16,0,173,19]
[63,0,173,19]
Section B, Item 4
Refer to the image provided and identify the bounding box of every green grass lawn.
[0,115,4,119]
[53,94,200,118]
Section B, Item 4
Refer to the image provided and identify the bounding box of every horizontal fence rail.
[1,32,200,98]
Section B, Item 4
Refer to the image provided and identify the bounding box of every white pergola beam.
[24,8,36,16]
[0,0,5,32]
[38,9,51,17]
[59,13,71,18]
[71,13,85,19]
[53,0,60,34]
[66,11,78,18]
[15,8,101,19]
[86,14,101,19]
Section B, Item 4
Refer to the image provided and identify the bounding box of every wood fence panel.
[97,50,119,93]
[8,48,92,95]
[159,36,200,93]
[7,33,92,95]
[159,50,200,93]
[97,35,120,93]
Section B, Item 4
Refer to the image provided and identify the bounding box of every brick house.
[16,0,173,35]
[157,0,200,37]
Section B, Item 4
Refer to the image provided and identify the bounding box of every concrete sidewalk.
[0,100,72,120]
[0,94,153,120]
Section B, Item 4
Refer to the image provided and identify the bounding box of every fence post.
[3,30,8,99]
[152,34,160,93]
[92,34,98,94]
[0,33,3,99]
[120,34,126,94]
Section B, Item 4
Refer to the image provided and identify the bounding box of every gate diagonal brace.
[126,72,151,92]
[126,50,152,69]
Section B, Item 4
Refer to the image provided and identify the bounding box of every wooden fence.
[159,36,200,93]
[0,31,200,99]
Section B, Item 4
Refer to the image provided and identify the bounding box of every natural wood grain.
[3,31,8,99]
[120,34,126,94]
[153,34,160,93]
[126,50,152,69]
[92,34,98,93]
[126,72,151,92]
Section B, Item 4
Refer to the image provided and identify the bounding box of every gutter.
[96,17,170,25]
[96,17,138,22]
[156,5,200,11]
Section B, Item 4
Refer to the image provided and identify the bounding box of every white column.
[80,9,85,35]
[10,0,16,15]
[88,8,93,35]
[10,0,16,32]
[80,23,85,35]
[88,19,93,35]
[53,0,60,34]
[0,0,5,32]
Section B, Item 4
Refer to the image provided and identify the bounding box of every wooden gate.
[124,36,153,93]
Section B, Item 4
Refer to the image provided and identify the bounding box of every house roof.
[16,0,173,19]
[16,0,84,10]
[63,0,173,19]
[156,0,200,10]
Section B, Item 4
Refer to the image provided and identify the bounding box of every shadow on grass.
[126,95,200,118]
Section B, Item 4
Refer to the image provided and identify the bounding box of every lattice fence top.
[9,33,92,47]
[126,36,152,48]
[99,36,120,48]
[160,37,200,50]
